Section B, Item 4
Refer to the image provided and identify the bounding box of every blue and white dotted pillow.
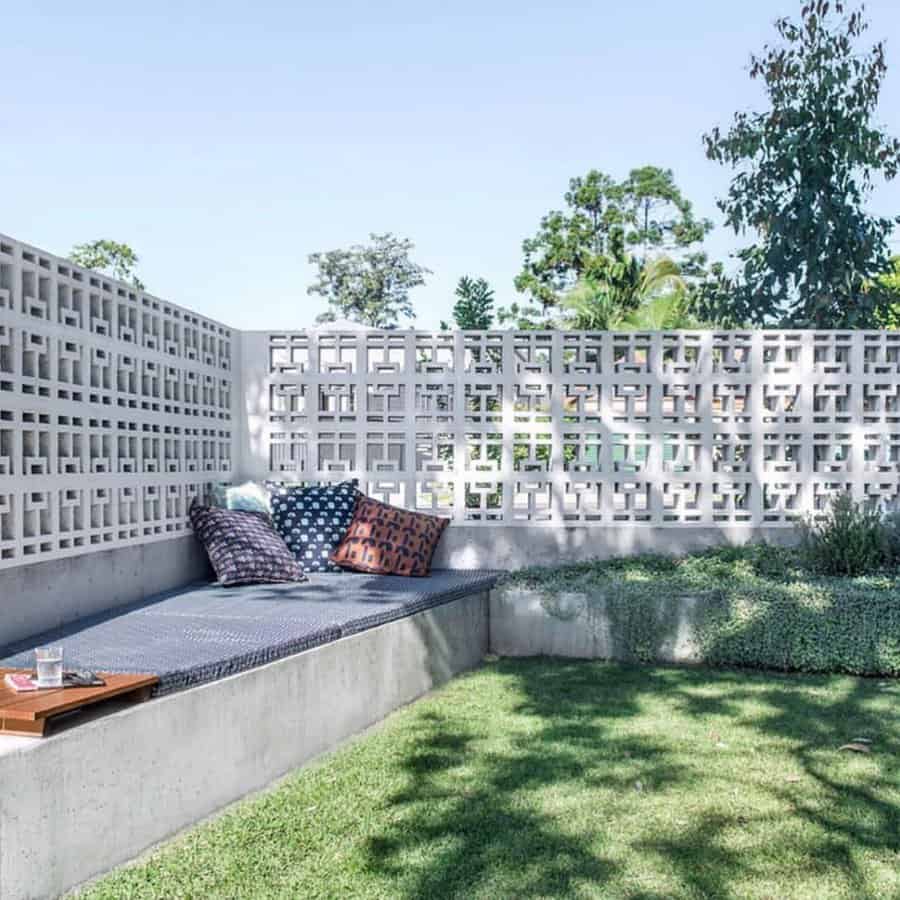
[269,481,361,573]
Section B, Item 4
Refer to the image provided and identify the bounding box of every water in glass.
[35,646,63,688]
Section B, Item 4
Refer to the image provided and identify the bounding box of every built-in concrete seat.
[0,570,499,695]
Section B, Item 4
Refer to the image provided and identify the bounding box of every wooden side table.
[0,669,159,736]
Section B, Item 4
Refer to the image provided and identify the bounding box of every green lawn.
[80,658,900,900]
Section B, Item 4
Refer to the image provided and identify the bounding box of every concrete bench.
[0,570,497,900]
[0,570,499,696]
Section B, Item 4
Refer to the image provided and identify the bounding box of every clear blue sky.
[3,1,900,330]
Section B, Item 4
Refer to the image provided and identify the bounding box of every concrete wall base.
[0,591,489,900]
[432,525,798,570]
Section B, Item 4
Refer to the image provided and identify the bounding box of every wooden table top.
[0,668,159,736]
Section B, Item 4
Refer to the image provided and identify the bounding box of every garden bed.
[493,545,900,676]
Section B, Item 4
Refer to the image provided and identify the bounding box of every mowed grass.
[79,658,900,900]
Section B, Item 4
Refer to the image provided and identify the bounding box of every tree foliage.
[687,261,750,328]
[514,167,710,313]
[308,233,430,328]
[618,291,701,331]
[444,276,495,330]
[703,1,900,328]
[620,166,712,260]
[495,301,548,330]
[875,256,900,328]
[513,170,620,312]
[561,242,689,330]
[561,279,624,331]
[69,239,144,290]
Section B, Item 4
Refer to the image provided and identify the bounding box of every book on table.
[4,673,38,692]
[4,671,106,692]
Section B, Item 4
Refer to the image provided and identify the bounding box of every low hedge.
[500,545,900,676]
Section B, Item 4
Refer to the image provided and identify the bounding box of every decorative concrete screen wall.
[0,234,236,570]
[241,328,900,531]
[5,226,900,573]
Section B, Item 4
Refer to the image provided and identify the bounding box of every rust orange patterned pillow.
[330,497,449,577]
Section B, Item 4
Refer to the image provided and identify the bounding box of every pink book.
[4,673,39,692]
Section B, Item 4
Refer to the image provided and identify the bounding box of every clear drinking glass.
[35,646,63,688]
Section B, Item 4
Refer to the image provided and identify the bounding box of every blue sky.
[3,1,900,330]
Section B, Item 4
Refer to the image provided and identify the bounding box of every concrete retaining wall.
[0,536,211,647]
[0,590,489,900]
[490,584,704,663]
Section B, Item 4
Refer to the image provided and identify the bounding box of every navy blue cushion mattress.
[0,570,499,696]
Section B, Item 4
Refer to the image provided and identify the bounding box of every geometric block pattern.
[264,328,900,527]
[5,226,900,571]
[0,234,235,568]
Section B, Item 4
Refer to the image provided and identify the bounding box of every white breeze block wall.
[0,234,237,571]
[240,328,900,529]
[4,228,900,576]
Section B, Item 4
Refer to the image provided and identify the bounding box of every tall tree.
[514,167,708,314]
[443,276,495,330]
[308,233,430,328]
[620,166,712,260]
[69,239,144,290]
[703,1,900,328]
[513,170,623,313]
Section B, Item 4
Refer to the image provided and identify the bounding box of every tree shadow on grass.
[362,658,900,900]
[361,662,688,899]
[628,666,900,900]
[680,596,900,874]
[756,676,900,869]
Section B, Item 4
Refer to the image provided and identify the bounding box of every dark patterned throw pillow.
[269,481,361,573]
[330,497,449,577]
[189,502,305,586]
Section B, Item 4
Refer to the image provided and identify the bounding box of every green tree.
[703,1,900,328]
[442,276,495,330]
[495,301,550,330]
[69,239,144,290]
[621,166,713,260]
[617,292,701,330]
[514,167,708,314]
[561,279,624,330]
[513,170,623,313]
[561,237,685,329]
[687,261,749,328]
[875,256,900,328]
[308,233,430,328]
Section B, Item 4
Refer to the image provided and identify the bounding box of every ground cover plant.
[501,543,900,676]
[80,657,900,900]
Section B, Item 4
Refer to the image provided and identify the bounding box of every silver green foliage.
[502,545,900,676]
